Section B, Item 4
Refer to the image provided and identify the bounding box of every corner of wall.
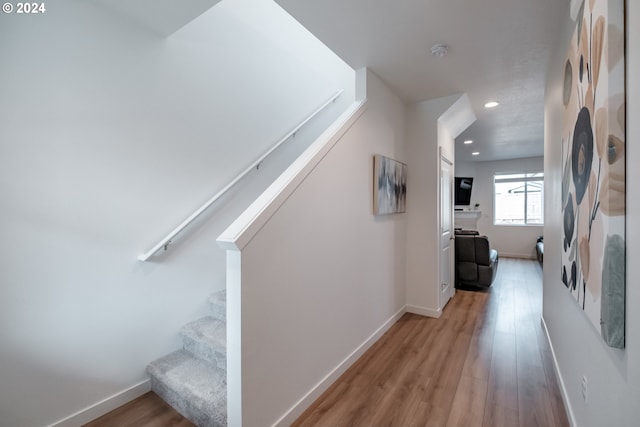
[355,67,368,102]
[405,93,474,314]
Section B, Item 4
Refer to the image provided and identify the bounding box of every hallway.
[293,258,569,426]
[86,258,569,426]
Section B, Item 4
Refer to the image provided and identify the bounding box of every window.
[494,172,544,225]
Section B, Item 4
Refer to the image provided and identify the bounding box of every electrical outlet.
[581,375,588,403]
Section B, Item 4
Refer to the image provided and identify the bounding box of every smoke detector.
[430,44,449,58]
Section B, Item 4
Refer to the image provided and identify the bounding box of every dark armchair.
[455,231,499,288]
[536,236,544,263]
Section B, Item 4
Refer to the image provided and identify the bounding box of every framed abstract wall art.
[373,154,407,215]
[560,0,626,348]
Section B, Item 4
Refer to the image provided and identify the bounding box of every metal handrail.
[138,89,343,261]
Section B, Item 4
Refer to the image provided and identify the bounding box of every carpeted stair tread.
[208,289,226,322]
[148,349,226,427]
[180,317,226,368]
[148,288,227,425]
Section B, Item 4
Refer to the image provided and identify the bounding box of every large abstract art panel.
[561,0,626,348]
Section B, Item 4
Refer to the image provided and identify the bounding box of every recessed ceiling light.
[484,101,499,108]
[430,44,449,58]
[472,152,480,156]
[463,140,473,144]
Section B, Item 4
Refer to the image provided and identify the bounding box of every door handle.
[450,236,455,240]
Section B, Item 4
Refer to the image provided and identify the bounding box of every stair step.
[181,317,226,369]
[148,349,226,427]
[208,289,226,322]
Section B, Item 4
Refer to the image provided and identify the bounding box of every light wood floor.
[293,258,569,427]
[83,392,194,427]
[87,258,568,427]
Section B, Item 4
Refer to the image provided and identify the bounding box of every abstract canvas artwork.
[373,154,407,215]
[560,0,626,348]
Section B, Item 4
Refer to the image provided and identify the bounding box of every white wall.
[543,1,640,425]
[456,157,544,259]
[223,70,406,426]
[0,0,354,425]
[405,94,473,316]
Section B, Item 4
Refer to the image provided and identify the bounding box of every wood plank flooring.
[87,258,568,427]
[82,392,194,427]
[293,258,569,427]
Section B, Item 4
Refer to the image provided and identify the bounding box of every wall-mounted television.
[454,177,474,206]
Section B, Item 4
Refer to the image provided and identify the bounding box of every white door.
[439,151,455,309]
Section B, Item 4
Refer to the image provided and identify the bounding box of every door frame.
[438,148,455,310]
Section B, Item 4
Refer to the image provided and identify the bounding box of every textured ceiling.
[275,0,570,162]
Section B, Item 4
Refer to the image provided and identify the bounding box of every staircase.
[147,289,227,426]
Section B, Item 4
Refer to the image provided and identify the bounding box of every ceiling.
[92,0,570,163]
[91,0,221,36]
[274,0,570,162]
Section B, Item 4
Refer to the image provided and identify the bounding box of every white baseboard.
[541,317,577,427]
[405,304,442,318]
[272,306,407,427]
[47,379,150,427]
[500,252,537,260]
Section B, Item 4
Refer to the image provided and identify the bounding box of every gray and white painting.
[373,154,407,215]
